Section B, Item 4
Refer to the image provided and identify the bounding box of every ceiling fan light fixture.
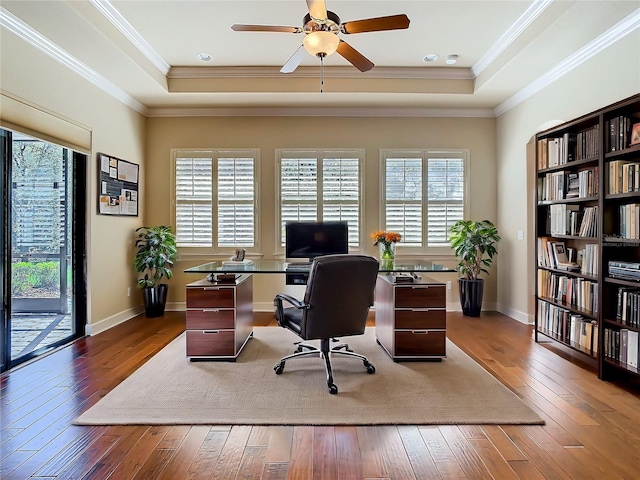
[303,31,340,57]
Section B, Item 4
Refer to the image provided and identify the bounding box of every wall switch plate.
[446,280,452,290]
[517,230,524,240]
[127,287,131,296]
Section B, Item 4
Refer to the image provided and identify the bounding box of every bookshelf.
[535,93,640,381]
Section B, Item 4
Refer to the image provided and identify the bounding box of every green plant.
[134,226,178,288]
[11,261,60,295]
[449,220,501,280]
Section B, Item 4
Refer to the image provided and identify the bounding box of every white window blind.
[175,157,213,247]
[174,150,257,250]
[382,150,466,250]
[278,150,362,248]
[217,157,255,247]
[427,157,464,246]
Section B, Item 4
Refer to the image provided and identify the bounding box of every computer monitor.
[285,221,349,261]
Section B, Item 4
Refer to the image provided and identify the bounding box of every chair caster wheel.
[274,362,285,375]
[328,383,338,394]
[364,361,376,374]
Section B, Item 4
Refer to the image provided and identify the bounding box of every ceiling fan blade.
[336,40,374,72]
[342,14,410,34]
[231,24,301,33]
[306,0,327,20]
[280,45,307,73]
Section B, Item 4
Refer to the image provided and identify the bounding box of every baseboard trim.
[86,306,144,336]
[496,303,533,324]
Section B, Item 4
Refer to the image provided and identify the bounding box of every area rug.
[74,327,543,426]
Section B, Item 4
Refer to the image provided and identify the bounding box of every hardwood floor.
[1,310,639,479]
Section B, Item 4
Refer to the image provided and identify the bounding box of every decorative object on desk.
[449,220,501,317]
[231,248,246,261]
[134,226,177,318]
[73,328,543,426]
[371,230,401,266]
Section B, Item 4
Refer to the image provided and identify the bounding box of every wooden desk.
[185,275,253,361]
[375,274,447,361]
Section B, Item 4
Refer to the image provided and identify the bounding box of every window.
[381,150,467,252]
[277,149,363,249]
[173,149,259,252]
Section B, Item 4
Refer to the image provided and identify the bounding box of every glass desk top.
[184,259,455,274]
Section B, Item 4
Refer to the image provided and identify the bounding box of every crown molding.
[146,106,495,118]
[495,8,640,116]
[89,0,170,75]
[0,6,147,115]
[168,65,474,80]
[472,0,553,78]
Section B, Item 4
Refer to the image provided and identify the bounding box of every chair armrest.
[273,293,308,328]
[274,293,307,310]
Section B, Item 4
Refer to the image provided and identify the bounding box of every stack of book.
[615,286,640,328]
[608,260,640,282]
[604,327,639,370]
[607,115,633,152]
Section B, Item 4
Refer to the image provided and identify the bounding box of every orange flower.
[371,230,401,245]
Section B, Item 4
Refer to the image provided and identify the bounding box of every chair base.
[273,339,375,394]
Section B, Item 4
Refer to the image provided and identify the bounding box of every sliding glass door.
[0,129,86,372]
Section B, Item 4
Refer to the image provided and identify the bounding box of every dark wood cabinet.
[374,275,446,361]
[185,275,253,360]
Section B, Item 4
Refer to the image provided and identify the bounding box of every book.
[628,331,639,369]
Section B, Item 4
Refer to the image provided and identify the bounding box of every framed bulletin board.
[97,152,139,216]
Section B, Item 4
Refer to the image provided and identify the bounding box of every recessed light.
[197,52,212,62]
[445,54,458,65]
[423,53,438,63]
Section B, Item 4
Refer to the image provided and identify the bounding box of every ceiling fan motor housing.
[303,11,341,34]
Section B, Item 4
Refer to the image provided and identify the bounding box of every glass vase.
[379,242,396,261]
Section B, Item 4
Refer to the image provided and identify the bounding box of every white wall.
[495,31,640,323]
[0,29,147,333]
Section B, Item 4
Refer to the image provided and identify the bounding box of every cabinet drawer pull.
[412,330,429,334]
[202,309,220,313]
[203,287,234,291]
[202,330,220,334]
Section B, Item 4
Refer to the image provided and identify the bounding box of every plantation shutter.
[175,157,213,247]
[217,156,255,247]
[384,157,423,245]
[280,157,318,245]
[427,157,464,246]
[322,157,360,246]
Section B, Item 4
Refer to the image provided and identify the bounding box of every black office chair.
[273,254,379,394]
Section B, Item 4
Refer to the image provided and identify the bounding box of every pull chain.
[320,54,325,93]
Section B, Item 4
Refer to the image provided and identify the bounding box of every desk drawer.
[186,286,235,308]
[186,330,235,356]
[394,330,446,357]
[394,309,446,329]
[186,309,235,330]
[395,285,445,308]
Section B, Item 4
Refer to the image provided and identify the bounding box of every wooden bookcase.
[535,93,640,381]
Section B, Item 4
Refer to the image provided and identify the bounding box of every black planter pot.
[458,278,484,317]
[142,284,169,318]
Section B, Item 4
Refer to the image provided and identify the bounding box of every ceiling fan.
[231,0,410,74]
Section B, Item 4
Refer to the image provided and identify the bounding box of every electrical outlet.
[127,287,131,297]
[446,280,452,290]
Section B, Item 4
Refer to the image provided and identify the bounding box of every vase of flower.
[371,230,401,265]
[379,241,396,260]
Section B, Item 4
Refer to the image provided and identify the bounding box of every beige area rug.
[74,327,543,426]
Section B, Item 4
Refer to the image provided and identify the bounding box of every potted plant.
[449,220,500,317]
[134,225,178,318]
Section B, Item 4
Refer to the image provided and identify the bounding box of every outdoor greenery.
[11,261,60,295]
[134,226,178,288]
[449,220,501,280]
